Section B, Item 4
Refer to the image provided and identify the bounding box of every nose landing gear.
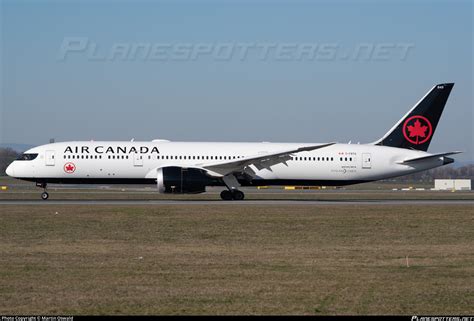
[36,182,49,200]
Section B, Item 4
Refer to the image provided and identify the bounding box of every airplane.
[6,83,461,201]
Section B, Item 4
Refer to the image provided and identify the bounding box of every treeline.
[0,148,19,176]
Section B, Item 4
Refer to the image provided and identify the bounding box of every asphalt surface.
[1,199,473,205]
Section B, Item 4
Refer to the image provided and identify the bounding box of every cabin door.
[362,153,372,169]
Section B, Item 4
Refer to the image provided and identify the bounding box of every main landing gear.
[220,174,245,201]
[36,182,49,200]
[220,189,245,201]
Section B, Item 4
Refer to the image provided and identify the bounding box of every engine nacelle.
[157,166,212,194]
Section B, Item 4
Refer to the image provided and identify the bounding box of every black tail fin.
[374,83,454,151]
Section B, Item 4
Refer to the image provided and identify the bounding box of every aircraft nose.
[6,163,15,177]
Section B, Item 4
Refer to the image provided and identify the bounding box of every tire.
[220,190,233,200]
[41,192,49,200]
[232,190,245,201]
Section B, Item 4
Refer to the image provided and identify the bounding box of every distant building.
[434,179,471,191]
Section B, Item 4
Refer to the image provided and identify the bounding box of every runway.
[1,199,473,205]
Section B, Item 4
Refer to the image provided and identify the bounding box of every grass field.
[0,204,472,315]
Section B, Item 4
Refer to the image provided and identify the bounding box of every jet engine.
[156,166,215,194]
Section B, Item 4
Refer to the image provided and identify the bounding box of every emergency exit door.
[45,150,55,166]
[362,153,372,169]
[132,153,143,167]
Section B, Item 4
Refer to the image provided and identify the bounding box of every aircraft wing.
[200,142,336,177]
[397,151,462,164]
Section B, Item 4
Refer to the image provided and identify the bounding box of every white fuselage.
[6,141,446,186]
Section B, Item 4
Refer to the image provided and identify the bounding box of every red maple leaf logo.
[402,115,433,145]
[407,119,428,144]
[64,163,76,173]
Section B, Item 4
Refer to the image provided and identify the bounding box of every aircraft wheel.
[220,190,233,200]
[232,190,245,201]
[41,192,49,200]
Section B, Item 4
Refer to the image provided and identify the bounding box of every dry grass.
[0,204,473,315]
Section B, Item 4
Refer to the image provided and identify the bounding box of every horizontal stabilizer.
[397,151,462,164]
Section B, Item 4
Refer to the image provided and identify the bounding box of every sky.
[1,0,473,161]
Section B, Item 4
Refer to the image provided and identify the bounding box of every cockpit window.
[16,153,38,161]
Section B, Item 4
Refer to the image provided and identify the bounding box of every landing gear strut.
[37,182,49,200]
[220,174,245,201]
[220,189,245,201]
